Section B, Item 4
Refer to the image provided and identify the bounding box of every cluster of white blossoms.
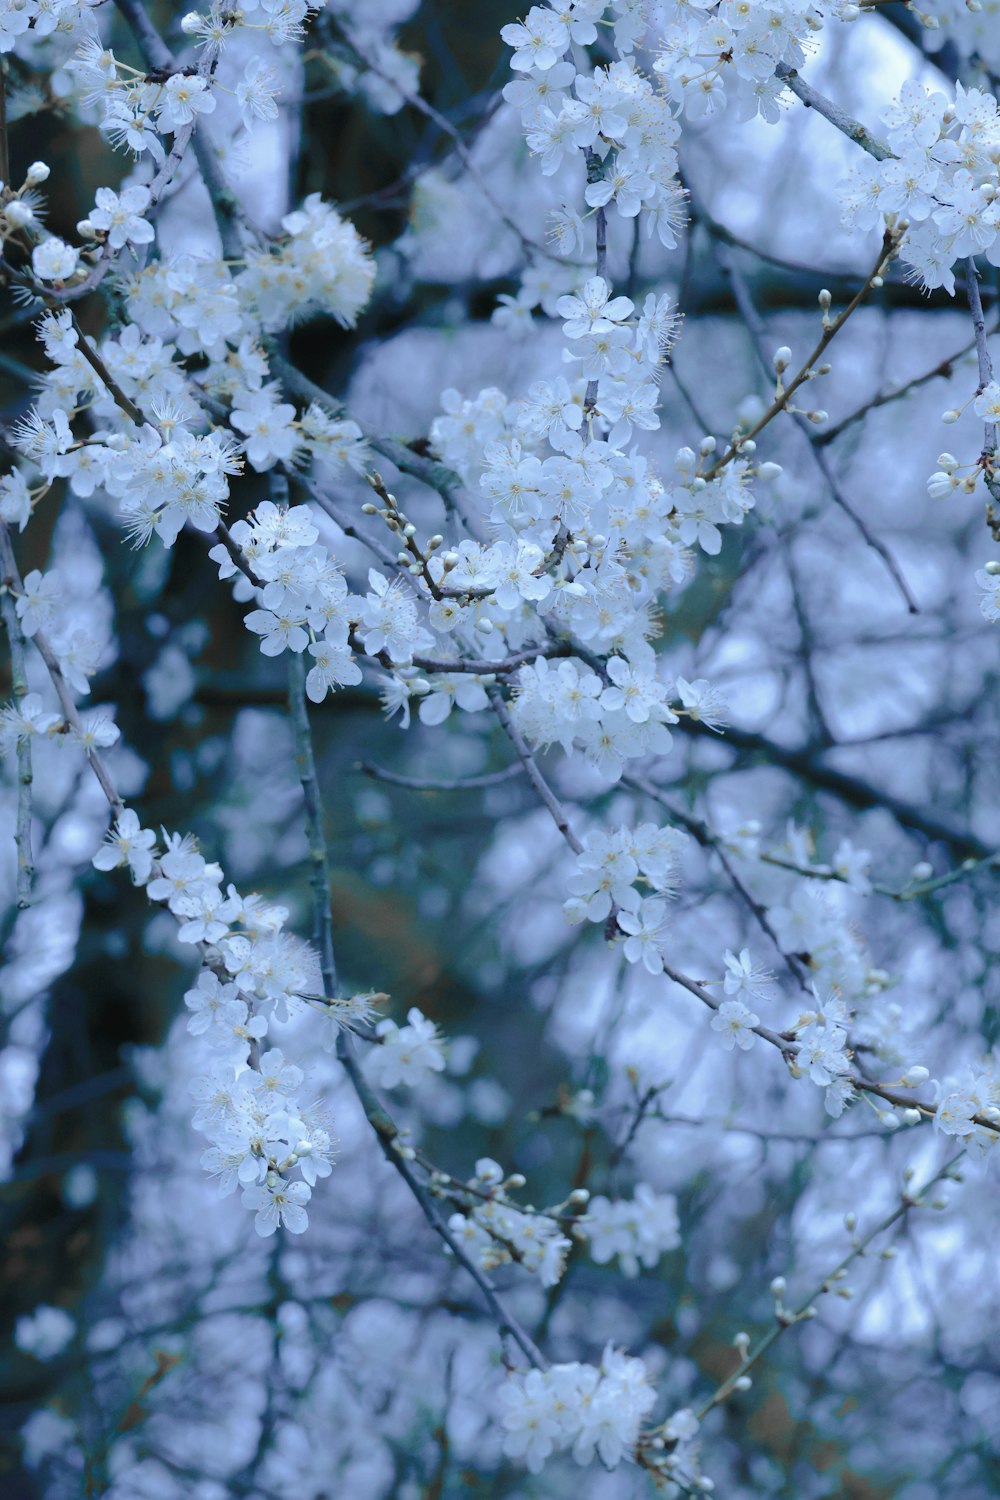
[838,79,1000,295]
[0,0,90,54]
[447,1158,573,1287]
[653,0,820,123]
[498,1342,658,1474]
[504,10,686,250]
[89,810,353,1235]
[5,0,1000,1490]
[365,1007,447,1090]
[584,1184,681,1276]
[933,1064,1000,1156]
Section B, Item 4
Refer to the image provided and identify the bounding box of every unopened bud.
[985,560,1000,575]
[26,161,50,185]
[818,289,832,310]
[770,1276,786,1298]
[942,409,960,424]
[733,1375,752,1391]
[180,10,202,32]
[902,1065,929,1085]
[773,345,792,372]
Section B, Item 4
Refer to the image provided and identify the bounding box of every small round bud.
[757,462,782,481]
[902,1065,929,1085]
[180,10,203,32]
[402,523,417,539]
[361,502,378,514]
[568,1188,590,1205]
[733,1375,752,1391]
[75,218,97,237]
[26,161,50,185]
[769,1276,786,1298]
[442,551,459,571]
[844,1212,857,1232]
[985,560,1000,576]
[902,1109,923,1126]
[818,288,832,309]
[872,275,884,288]
[937,453,958,470]
[699,435,717,455]
[942,409,960,424]
[773,345,792,372]
[911,861,934,881]
[734,1330,750,1353]
[807,410,829,425]
[505,1173,526,1189]
[427,534,443,550]
[741,439,756,454]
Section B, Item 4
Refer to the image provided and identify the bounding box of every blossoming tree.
[2,1,1000,1495]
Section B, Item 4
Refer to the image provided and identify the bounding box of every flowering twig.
[715,239,919,613]
[690,1150,965,1424]
[703,230,902,483]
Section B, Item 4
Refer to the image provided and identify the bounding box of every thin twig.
[775,64,892,161]
[0,537,34,910]
[487,687,583,854]
[965,255,1000,504]
[0,522,124,818]
[286,623,547,1368]
[358,760,525,791]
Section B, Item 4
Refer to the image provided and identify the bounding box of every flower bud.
[26,161,50,185]
[985,560,1000,575]
[773,346,792,372]
[942,410,960,423]
[902,1065,929,1085]
[180,10,202,31]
